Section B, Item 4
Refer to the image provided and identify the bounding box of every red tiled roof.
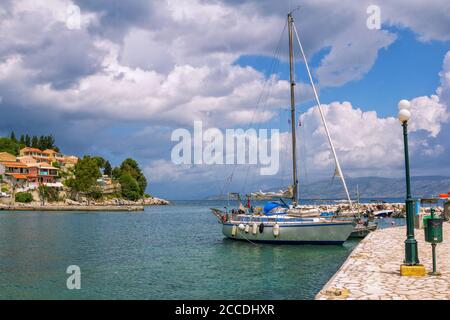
[6,173,27,179]
[0,161,28,168]
[20,147,42,153]
[42,149,57,154]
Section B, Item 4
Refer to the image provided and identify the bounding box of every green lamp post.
[398,100,425,276]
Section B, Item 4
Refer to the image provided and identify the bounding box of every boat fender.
[252,222,258,235]
[244,224,250,233]
[273,223,280,237]
[231,225,237,237]
[238,223,245,231]
[259,223,264,233]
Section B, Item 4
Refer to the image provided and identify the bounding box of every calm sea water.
[0,200,404,300]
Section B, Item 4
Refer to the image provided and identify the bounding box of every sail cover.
[249,185,294,200]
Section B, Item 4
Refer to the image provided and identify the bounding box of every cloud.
[1,0,450,198]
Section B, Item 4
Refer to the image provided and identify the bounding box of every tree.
[19,134,25,145]
[104,160,112,177]
[10,131,16,142]
[25,134,31,147]
[119,173,141,201]
[0,137,20,155]
[66,156,101,200]
[112,167,122,180]
[92,156,106,168]
[31,135,38,148]
[119,158,147,196]
[38,185,50,206]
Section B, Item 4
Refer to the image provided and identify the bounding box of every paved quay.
[316,221,450,300]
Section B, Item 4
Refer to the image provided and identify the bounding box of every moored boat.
[222,214,354,244]
[211,12,356,245]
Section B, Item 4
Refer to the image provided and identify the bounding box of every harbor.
[0,201,361,299]
[316,221,450,300]
[1,0,450,306]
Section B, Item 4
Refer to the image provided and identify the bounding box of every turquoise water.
[0,201,398,300]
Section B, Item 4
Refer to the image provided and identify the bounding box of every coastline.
[0,196,170,211]
[0,204,145,211]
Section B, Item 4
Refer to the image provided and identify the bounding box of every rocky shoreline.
[0,196,170,211]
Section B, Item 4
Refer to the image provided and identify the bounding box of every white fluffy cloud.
[1,0,450,198]
[144,49,450,197]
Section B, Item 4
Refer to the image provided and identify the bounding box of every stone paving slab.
[316,221,450,300]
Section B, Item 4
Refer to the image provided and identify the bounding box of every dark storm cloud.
[0,9,106,90]
[73,0,163,40]
[22,28,106,90]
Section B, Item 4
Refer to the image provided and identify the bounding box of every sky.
[1,0,450,199]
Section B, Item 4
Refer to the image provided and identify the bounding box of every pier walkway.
[316,221,450,300]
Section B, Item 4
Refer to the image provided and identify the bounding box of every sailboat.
[210,12,355,244]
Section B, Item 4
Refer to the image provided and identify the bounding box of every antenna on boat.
[291,19,353,208]
[287,12,298,205]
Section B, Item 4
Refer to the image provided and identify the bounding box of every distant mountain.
[205,176,450,200]
[299,176,450,199]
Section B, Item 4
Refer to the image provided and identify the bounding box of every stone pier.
[316,221,450,300]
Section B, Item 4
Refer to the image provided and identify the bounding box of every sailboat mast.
[288,12,298,204]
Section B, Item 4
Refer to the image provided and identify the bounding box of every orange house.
[26,162,59,184]
[0,161,29,187]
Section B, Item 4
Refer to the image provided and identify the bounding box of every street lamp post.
[398,100,425,276]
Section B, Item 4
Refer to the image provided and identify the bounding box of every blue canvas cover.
[263,201,282,214]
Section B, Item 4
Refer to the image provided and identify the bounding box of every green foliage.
[119,158,147,196]
[38,185,59,203]
[87,186,103,200]
[104,160,112,177]
[92,156,106,168]
[31,136,38,148]
[15,192,33,203]
[1,186,8,193]
[0,137,21,155]
[119,173,141,201]
[66,156,101,195]
[112,167,122,180]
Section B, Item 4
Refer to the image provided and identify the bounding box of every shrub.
[15,192,33,203]
[119,173,141,201]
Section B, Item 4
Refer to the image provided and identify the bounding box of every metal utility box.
[425,218,443,243]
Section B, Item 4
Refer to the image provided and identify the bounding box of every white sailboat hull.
[222,220,354,245]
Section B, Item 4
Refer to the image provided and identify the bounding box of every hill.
[205,176,450,200]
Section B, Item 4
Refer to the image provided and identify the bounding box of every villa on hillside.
[0,148,78,192]
[19,147,77,167]
[0,161,61,190]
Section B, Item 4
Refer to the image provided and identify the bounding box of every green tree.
[0,137,20,155]
[119,173,141,201]
[93,156,106,168]
[31,136,38,148]
[112,167,122,180]
[19,134,25,145]
[104,160,112,177]
[10,131,16,142]
[66,156,102,200]
[25,134,31,147]
[38,185,48,205]
[119,158,147,196]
